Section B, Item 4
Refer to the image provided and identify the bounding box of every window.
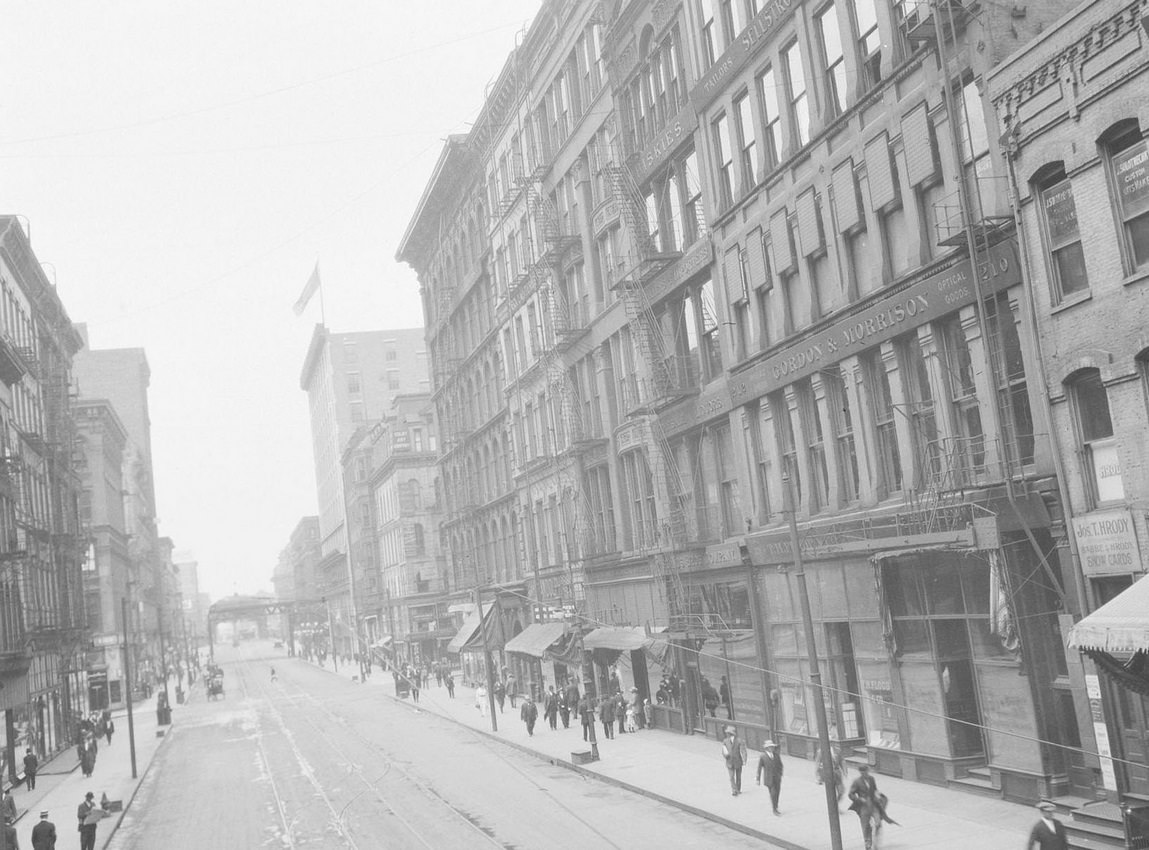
[1070,369,1122,504]
[987,294,1035,466]
[350,401,364,423]
[645,190,661,251]
[587,464,616,553]
[748,402,774,523]
[940,316,985,480]
[683,151,704,245]
[344,342,359,363]
[622,449,658,548]
[854,0,882,90]
[385,349,396,361]
[756,66,782,171]
[701,0,721,67]
[347,372,361,395]
[866,352,903,494]
[800,381,829,512]
[772,393,801,504]
[817,3,847,116]
[714,113,735,209]
[899,333,940,488]
[957,78,992,215]
[782,42,810,148]
[1105,123,1149,271]
[734,91,757,190]
[1037,169,1089,300]
[699,280,723,380]
[715,424,740,536]
[824,368,859,502]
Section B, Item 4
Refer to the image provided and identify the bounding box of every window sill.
[1050,291,1092,315]
[1123,268,1149,288]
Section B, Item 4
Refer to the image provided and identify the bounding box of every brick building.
[989,0,1149,805]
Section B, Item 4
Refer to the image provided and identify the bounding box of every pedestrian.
[721,726,746,796]
[103,714,114,746]
[0,789,15,824]
[506,674,517,709]
[1027,800,1069,850]
[847,764,892,850]
[1,814,16,850]
[411,672,420,703]
[77,792,97,850]
[599,695,615,740]
[31,810,55,850]
[435,665,443,688]
[578,695,594,742]
[494,679,506,713]
[445,671,455,699]
[270,666,277,682]
[543,686,559,731]
[520,697,538,736]
[701,677,719,718]
[669,672,681,707]
[615,692,627,736]
[719,675,733,719]
[609,668,621,695]
[23,748,38,790]
[558,685,571,729]
[814,741,846,802]
[476,684,488,716]
[564,681,580,729]
[756,739,784,814]
[642,699,653,730]
[625,700,637,733]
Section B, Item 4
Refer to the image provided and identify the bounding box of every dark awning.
[582,626,663,652]
[447,603,496,654]
[1069,575,1149,653]
[504,622,567,658]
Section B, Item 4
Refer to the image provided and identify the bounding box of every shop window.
[1068,368,1122,504]
[1103,120,1149,272]
[1035,165,1089,301]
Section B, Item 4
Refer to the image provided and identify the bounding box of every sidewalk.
[11,682,182,850]
[334,663,1041,850]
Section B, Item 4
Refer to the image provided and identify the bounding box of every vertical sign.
[1085,674,1117,790]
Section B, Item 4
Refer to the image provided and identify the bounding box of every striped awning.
[1069,574,1149,653]
[504,622,567,658]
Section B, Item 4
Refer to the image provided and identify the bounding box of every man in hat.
[721,726,747,795]
[847,764,892,850]
[0,788,15,824]
[1027,800,1068,849]
[22,749,37,791]
[76,793,98,850]
[31,810,55,850]
[756,740,784,814]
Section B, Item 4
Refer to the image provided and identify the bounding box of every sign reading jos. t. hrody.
[1072,508,1141,576]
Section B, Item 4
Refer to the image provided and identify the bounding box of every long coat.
[31,819,57,850]
[757,751,784,787]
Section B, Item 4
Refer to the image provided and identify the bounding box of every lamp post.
[783,472,842,850]
[120,597,138,779]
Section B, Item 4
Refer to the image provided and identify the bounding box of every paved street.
[107,642,773,849]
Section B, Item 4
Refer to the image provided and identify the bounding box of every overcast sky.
[0,2,539,599]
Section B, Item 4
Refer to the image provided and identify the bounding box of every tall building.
[0,216,86,773]
[76,398,131,709]
[299,326,427,656]
[989,0,1149,806]
[400,0,1098,806]
[173,553,207,661]
[73,328,164,690]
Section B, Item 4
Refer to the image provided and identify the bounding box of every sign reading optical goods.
[1072,508,1141,577]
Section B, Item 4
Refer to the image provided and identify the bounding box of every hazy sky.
[0,2,539,599]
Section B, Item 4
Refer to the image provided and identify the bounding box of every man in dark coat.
[847,765,890,850]
[77,793,98,850]
[31,810,56,850]
[599,695,615,739]
[520,698,538,736]
[0,789,15,824]
[578,695,594,742]
[0,815,17,850]
[23,749,38,790]
[494,680,506,713]
[721,726,746,795]
[756,740,784,814]
[543,687,559,731]
[1027,800,1069,850]
[563,681,580,729]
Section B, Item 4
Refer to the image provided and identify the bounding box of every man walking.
[578,694,594,742]
[847,764,887,850]
[756,740,784,814]
[31,810,55,850]
[22,749,37,790]
[444,670,455,699]
[520,697,538,736]
[543,686,559,731]
[1,788,16,823]
[721,726,746,795]
[599,695,615,740]
[563,681,580,730]
[1027,800,1069,849]
[506,674,517,709]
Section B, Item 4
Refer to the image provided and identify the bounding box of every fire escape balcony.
[932,178,1013,248]
[897,0,975,45]
[0,335,28,387]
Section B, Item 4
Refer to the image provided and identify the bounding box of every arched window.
[1100,119,1149,273]
[1067,368,1122,505]
[1032,161,1088,302]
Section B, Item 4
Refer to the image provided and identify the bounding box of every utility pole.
[784,473,843,850]
[121,597,138,779]
[323,596,338,673]
[474,586,499,732]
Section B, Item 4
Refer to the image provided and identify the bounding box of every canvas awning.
[1068,574,1149,654]
[582,626,663,652]
[504,622,567,658]
[446,603,496,654]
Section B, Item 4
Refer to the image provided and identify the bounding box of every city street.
[107,642,772,849]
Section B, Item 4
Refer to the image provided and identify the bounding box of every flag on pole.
[293,263,321,316]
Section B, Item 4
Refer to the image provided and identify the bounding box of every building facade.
[989,0,1149,803]
[299,326,428,658]
[0,217,87,778]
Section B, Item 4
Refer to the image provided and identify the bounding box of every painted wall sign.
[1072,508,1140,576]
[592,198,620,236]
[690,0,794,113]
[633,107,699,185]
[658,382,729,437]
[646,237,714,306]
[730,240,1021,407]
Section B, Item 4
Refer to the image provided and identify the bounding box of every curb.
[377,685,811,850]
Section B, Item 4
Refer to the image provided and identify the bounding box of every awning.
[1068,575,1149,653]
[582,626,664,652]
[504,622,567,658]
[446,603,496,654]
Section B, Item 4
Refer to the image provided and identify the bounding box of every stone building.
[989,0,1149,805]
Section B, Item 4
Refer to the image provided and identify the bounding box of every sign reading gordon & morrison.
[730,240,1021,405]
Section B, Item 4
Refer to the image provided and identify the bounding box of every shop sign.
[592,198,620,236]
[1114,140,1149,215]
[730,240,1021,406]
[1072,508,1140,576]
[1043,182,1080,243]
[1085,673,1118,790]
[690,0,795,112]
[658,382,729,437]
[633,107,699,185]
[646,237,714,305]
[1089,440,1124,504]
